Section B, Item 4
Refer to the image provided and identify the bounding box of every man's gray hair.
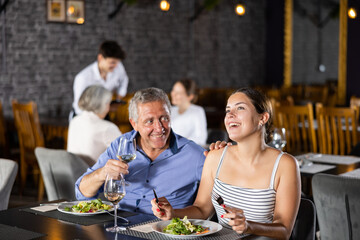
[78,85,112,115]
[128,87,171,122]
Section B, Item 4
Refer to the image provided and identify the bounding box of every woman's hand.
[222,205,248,234]
[151,197,175,221]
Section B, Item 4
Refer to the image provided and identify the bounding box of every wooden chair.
[108,93,134,133]
[273,103,317,155]
[316,103,358,155]
[304,85,329,104]
[12,100,45,200]
[350,95,360,120]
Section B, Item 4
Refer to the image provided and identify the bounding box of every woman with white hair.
[67,85,122,163]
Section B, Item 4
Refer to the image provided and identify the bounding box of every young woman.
[151,87,301,240]
[170,79,207,146]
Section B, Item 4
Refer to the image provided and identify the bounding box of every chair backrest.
[35,147,90,201]
[274,103,317,155]
[12,100,45,152]
[108,93,133,133]
[304,85,329,104]
[0,159,18,210]
[312,173,360,240]
[290,198,316,240]
[316,103,358,155]
[350,95,360,120]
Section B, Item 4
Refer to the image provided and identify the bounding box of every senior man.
[75,87,206,214]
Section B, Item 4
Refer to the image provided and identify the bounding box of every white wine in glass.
[104,174,126,232]
[270,128,287,150]
[116,136,136,185]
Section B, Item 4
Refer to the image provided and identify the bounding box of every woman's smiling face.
[225,92,263,141]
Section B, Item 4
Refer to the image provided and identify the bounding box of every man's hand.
[100,159,129,181]
[203,141,232,157]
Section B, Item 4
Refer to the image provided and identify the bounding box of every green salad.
[163,216,208,235]
[64,199,112,213]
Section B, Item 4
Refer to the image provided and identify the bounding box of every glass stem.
[114,204,117,227]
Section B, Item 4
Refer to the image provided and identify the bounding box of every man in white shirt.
[71,40,129,117]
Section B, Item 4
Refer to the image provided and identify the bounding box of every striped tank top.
[211,146,283,229]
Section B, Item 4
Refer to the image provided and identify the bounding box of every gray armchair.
[35,147,90,201]
[0,159,18,210]
[312,173,360,240]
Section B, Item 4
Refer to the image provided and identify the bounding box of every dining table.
[296,153,360,174]
[295,153,360,195]
[0,201,276,240]
[340,168,360,178]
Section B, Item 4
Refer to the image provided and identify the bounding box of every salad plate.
[152,219,223,238]
[57,200,114,216]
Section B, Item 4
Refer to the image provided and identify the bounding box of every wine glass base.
[106,226,127,232]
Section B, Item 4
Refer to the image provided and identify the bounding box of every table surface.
[299,163,336,176]
[0,204,275,240]
[340,168,360,178]
[296,153,360,165]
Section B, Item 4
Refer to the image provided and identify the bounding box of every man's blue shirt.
[75,130,206,215]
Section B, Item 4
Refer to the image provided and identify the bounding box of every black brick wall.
[0,0,266,118]
[292,0,339,85]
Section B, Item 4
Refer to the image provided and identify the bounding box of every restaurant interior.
[1,0,360,239]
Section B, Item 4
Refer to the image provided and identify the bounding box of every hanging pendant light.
[348,7,357,19]
[235,3,245,16]
[160,0,170,11]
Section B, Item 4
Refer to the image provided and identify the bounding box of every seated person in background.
[75,87,206,214]
[152,87,301,240]
[67,85,122,164]
[170,79,207,146]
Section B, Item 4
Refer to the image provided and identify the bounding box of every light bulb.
[76,18,85,24]
[235,4,245,16]
[160,0,170,11]
[67,6,75,16]
[348,8,357,19]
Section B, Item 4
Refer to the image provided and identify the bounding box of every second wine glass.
[116,136,136,185]
[104,174,126,232]
[270,127,287,150]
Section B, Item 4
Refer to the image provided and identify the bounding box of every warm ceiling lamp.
[348,7,357,19]
[76,18,85,24]
[67,6,75,15]
[235,4,245,16]
[160,0,170,11]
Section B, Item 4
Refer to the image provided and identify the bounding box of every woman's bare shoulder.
[265,148,298,168]
[205,146,228,166]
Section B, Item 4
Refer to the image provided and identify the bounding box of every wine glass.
[104,173,126,232]
[270,128,287,150]
[116,136,136,186]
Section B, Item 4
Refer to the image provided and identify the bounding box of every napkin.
[30,205,58,212]
[130,222,157,233]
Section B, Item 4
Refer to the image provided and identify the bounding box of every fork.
[212,191,229,213]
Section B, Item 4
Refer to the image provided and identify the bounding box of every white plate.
[57,200,114,216]
[152,219,223,238]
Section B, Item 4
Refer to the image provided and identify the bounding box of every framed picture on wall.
[66,0,85,24]
[47,0,66,22]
